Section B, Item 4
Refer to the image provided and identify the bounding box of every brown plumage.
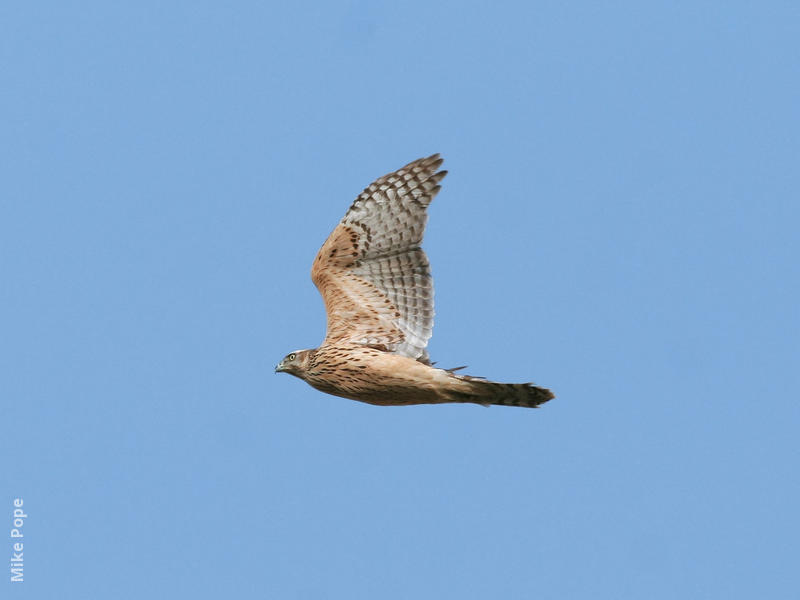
[276,154,554,408]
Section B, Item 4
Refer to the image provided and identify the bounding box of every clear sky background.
[2,2,799,599]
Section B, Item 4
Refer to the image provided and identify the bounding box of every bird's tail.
[448,373,554,409]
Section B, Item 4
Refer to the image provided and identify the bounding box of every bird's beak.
[275,363,284,373]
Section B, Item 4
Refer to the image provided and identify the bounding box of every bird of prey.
[276,154,553,408]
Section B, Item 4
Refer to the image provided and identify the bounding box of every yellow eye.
[288,353,296,361]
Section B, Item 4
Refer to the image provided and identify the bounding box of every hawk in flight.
[276,155,554,408]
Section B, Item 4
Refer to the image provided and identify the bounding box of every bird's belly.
[306,354,450,406]
[308,376,441,406]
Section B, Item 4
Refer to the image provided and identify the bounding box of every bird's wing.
[311,154,446,362]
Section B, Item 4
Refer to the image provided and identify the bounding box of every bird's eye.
[288,353,296,361]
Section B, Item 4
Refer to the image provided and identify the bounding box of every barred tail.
[449,374,554,409]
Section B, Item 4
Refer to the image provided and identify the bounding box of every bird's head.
[275,349,314,378]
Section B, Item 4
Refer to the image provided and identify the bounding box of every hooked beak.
[275,363,284,373]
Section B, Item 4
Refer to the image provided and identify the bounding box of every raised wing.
[311,154,446,362]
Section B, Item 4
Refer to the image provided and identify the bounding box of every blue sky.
[2,2,799,598]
